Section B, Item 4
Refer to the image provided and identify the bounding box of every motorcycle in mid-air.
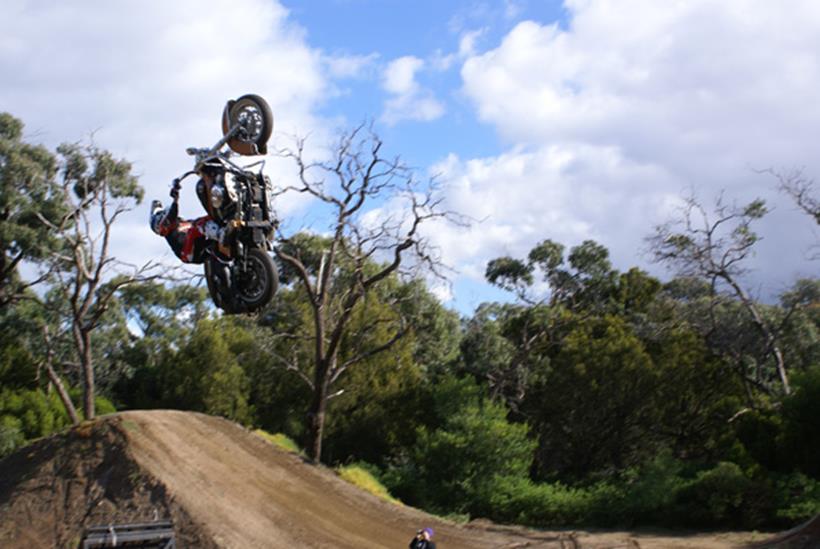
[175,94,278,314]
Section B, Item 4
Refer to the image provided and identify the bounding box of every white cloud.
[324,52,380,79]
[383,56,425,95]
[431,29,486,71]
[380,56,444,125]
[426,145,683,282]
[439,0,820,302]
[462,2,820,176]
[0,0,332,271]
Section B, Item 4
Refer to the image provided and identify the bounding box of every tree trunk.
[80,329,95,420]
[306,358,331,463]
[44,362,80,425]
[727,279,791,395]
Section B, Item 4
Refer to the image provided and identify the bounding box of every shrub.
[254,429,302,454]
[473,475,595,526]
[674,462,773,529]
[0,388,116,457]
[0,415,24,457]
[337,462,401,505]
[617,451,687,525]
[773,472,820,525]
[400,398,534,513]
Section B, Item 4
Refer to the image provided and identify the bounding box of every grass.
[251,432,401,506]
[253,429,302,455]
[120,419,140,432]
[336,464,402,506]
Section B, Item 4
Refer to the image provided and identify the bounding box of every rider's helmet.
[422,528,434,539]
[150,200,173,236]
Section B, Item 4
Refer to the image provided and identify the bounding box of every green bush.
[605,452,687,526]
[0,387,116,457]
[337,462,401,505]
[0,415,24,456]
[254,429,302,454]
[470,462,680,529]
[446,453,801,531]
[473,475,596,526]
[1,389,71,457]
[674,462,773,529]
[773,472,820,524]
[385,394,534,514]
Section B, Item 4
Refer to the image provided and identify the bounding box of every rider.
[150,173,225,263]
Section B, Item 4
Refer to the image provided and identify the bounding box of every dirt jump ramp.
[0,410,770,548]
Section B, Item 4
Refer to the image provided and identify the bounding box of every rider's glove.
[170,178,181,201]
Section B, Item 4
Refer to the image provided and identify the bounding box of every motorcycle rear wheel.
[222,94,273,156]
[235,248,278,311]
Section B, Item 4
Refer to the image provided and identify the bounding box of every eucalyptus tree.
[0,113,66,307]
[40,143,161,420]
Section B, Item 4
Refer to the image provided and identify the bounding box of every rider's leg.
[193,216,225,244]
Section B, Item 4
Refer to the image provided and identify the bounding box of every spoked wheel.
[221,94,273,156]
[234,248,278,312]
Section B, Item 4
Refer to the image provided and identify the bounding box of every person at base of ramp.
[409,527,436,549]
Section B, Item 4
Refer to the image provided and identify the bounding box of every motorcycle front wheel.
[235,248,278,311]
[204,255,239,314]
[222,94,274,156]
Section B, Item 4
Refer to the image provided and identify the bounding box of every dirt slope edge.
[117,409,551,548]
[1,410,771,548]
[0,413,216,548]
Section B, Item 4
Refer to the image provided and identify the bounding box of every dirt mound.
[0,410,769,548]
[749,514,820,548]
[0,414,213,548]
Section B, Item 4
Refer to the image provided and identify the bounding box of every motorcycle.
[174,94,278,314]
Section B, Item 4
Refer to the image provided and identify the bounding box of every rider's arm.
[166,200,179,222]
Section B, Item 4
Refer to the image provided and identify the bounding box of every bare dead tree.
[272,124,464,462]
[764,167,820,260]
[39,143,163,420]
[772,168,820,226]
[647,191,791,395]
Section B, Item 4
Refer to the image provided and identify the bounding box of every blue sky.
[295,1,569,166]
[1,0,818,314]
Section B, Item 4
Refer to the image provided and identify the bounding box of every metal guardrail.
[80,520,175,548]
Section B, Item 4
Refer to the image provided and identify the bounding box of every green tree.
[460,302,556,412]
[112,281,209,409]
[387,378,535,513]
[0,113,66,307]
[778,279,820,374]
[159,318,254,424]
[481,239,641,412]
[321,295,425,465]
[486,239,618,312]
[646,327,743,461]
[526,315,657,480]
[780,364,820,477]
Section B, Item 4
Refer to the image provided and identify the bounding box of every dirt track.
[0,410,778,547]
